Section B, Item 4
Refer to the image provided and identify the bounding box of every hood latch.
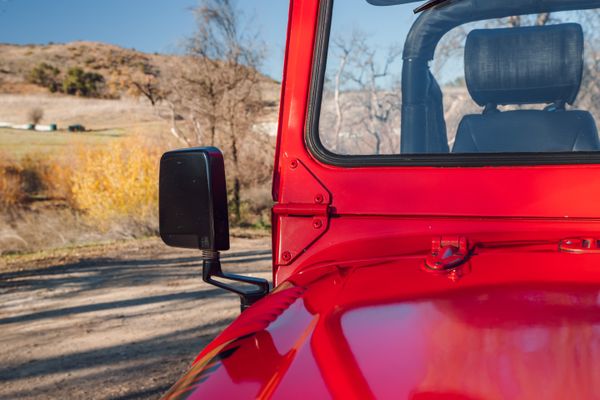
[425,236,472,280]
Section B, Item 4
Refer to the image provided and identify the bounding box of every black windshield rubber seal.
[414,0,454,14]
[304,0,600,168]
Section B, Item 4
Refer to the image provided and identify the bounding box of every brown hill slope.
[0,41,280,136]
[0,41,280,101]
[0,41,167,95]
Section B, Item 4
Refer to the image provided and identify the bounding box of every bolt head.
[313,219,323,229]
[314,194,324,204]
[282,251,292,261]
[290,160,299,169]
[448,270,462,283]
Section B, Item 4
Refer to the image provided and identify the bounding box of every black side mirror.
[159,147,269,310]
[159,147,230,251]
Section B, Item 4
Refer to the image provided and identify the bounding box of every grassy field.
[0,127,123,159]
[0,93,176,160]
[0,89,273,256]
[0,94,160,127]
[0,93,173,256]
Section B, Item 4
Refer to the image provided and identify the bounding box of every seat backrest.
[452,23,599,153]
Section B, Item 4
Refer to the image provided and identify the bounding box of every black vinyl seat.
[452,23,600,153]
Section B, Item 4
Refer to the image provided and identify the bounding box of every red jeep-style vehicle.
[158,0,600,398]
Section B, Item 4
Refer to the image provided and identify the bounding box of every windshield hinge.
[273,203,330,217]
[273,158,332,265]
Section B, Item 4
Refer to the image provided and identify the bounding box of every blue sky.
[0,0,290,79]
[0,1,593,83]
[0,0,418,81]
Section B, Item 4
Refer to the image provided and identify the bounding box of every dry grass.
[7,154,76,205]
[0,162,23,207]
[0,154,58,207]
[0,94,273,255]
[0,93,164,130]
[0,236,159,271]
[0,206,103,255]
[0,91,184,161]
[71,136,161,232]
[0,127,123,159]
[0,133,166,255]
[0,40,279,256]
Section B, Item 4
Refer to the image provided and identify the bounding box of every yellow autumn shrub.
[71,137,160,231]
[0,162,23,207]
[41,159,75,204]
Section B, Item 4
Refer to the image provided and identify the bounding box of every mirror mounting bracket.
[202,251,270,311]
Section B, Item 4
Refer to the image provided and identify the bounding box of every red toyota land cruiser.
[158,0,600,398]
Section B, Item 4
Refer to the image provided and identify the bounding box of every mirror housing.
[159,147,230,251]
[159,146,269,311]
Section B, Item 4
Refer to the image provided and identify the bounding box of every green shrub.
[27,63,60,92]
[62,67,105,97]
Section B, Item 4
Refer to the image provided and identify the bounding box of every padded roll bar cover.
[465,23,584,107]
[399,0,600,153]
[402,0,600,61]
[366,0,419,5]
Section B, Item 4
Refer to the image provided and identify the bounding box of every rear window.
[311,0,600,164]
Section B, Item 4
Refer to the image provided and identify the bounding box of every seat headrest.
[465,23,584,107]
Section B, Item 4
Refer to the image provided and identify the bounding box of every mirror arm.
[202,251,270,311]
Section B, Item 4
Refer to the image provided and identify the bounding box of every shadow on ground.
[0,238,272,400]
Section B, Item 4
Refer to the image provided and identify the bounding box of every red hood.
[163,243,600,399]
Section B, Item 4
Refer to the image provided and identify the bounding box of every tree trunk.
[233,177,241,224]
[229,119,241,223]
[536,13,550,26]
[210,122,216,147]
[168,103,192,147]
[508,16,521,27]
[334,52,349,152]
[374,133,381,155]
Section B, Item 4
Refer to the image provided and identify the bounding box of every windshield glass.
[315,0,600,159]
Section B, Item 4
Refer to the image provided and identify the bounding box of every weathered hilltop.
[0,41,279,100]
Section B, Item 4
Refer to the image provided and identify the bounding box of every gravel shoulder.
[0,235,271,400]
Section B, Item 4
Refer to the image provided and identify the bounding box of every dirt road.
[0,236,271,400]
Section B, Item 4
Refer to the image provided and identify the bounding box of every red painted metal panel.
[168,247,600,398]
[271,0,600,283]
[274,158,331,265]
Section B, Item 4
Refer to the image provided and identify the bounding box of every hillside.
[0,41,280,137]
[0,41,167,95]
[0,41,280,99]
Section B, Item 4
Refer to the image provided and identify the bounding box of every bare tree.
[27,107,44,126]
[347,37,402,155]
[536,12,551,26]
[320,32,402,155]
[506,12,550,27]
[330,35,356,152]
[163,0,268,223]
[507,15,522,27]
[576,10,600,124]
[129,62,164,106]
[323,9,599,156]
